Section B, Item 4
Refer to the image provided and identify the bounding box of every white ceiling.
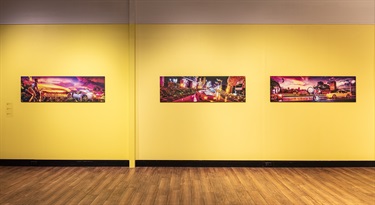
[0,0,130,24]
[0,0,374,24]
[136,0,375,24]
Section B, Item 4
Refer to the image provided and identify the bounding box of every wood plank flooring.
[0,166,374,205]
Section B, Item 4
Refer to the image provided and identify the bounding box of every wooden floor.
[0,166,374,205]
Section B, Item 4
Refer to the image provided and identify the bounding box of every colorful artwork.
[160,76,246,102]
[21,76,105,102]
[270,76,356,102]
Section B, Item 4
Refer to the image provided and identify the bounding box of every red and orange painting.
[160,76,246,103]
[21,76,105,102]
[270,76,356,102]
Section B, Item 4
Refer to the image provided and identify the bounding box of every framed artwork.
[160,76,246,103]
[270,76,356,102]
[21,76,105,102]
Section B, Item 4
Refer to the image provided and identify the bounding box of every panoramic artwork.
[160,76,246,102]
[270,76,356,102]
[21,76,105,102]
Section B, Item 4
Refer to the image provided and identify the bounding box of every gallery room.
[0,0,374,204]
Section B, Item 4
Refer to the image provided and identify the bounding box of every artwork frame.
[270,76,356,102]
[160,76,246,103]
[21,76,105,103]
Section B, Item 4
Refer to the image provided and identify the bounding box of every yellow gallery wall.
[136,25,375,160]
[0,24,374,162]
[0,25,131,160]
